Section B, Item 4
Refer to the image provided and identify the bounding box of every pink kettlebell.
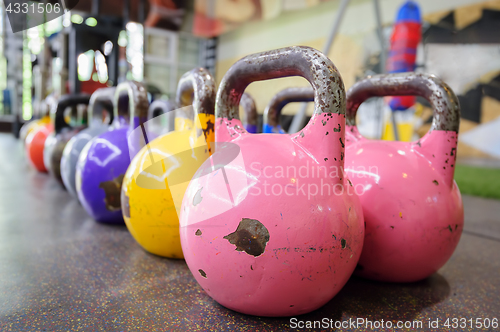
[345,73,464,283]
[179,46,364,317]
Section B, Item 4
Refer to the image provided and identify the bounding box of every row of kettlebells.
[24,71,261,225]
[23,45,463,318]
[176,46,463,317]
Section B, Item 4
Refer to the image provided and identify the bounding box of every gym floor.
[0,133,499,331]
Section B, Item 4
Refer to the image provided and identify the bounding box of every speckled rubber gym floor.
[0,134,498,331]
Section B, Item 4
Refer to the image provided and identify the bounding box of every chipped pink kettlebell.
[344,73,464,283]
[179,46,364,317]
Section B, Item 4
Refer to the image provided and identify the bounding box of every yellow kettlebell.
[121,68,216,258]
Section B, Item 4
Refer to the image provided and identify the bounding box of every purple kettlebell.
[75,81,149,223]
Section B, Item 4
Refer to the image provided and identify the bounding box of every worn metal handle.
[148,99,176,132]
[346,73,460,133]
[54,94,91,134]
[148,99,175,118]
[175,68,216,116]
[216,46,345,123]
[264,87,314,128]
[88,87,116,128]
[240,93,258,132]
[113,81,150,130]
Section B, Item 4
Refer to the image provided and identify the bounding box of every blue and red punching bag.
[386,1,422,111]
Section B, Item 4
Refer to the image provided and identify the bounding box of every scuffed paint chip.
[99,174,125,211]
[199,269,207,278]
[193,187,203,206]
[224,218,270,257]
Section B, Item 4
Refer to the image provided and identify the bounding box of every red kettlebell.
[344,73,464,283]
[179,46,364,317]
[26,123,54,172]
[25,96,58,172]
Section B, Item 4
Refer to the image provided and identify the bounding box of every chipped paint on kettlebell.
[179,46,364,317]
[121,68,216,259]
[223,218,270,257]
[76,82,149,224]
[345,73,464,283]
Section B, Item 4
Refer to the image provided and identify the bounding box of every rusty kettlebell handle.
[216,46,345,123]
[54,94,91,134]
[264,87,314,128]
[240,93,258,130]
[88,87,116,128]
[346,73,460,133]
[175,68,216,116]
[113,81,150,130]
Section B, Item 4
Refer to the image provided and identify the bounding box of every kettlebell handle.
[148,99,176,132]
[113,81,149,130]
[240,93,258,130]
[216,46,345,123]
[175,68,216,116]
[88,87,116,128]
[264,87,314,128]
[346,73,460,133]
[54,94,91,134]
